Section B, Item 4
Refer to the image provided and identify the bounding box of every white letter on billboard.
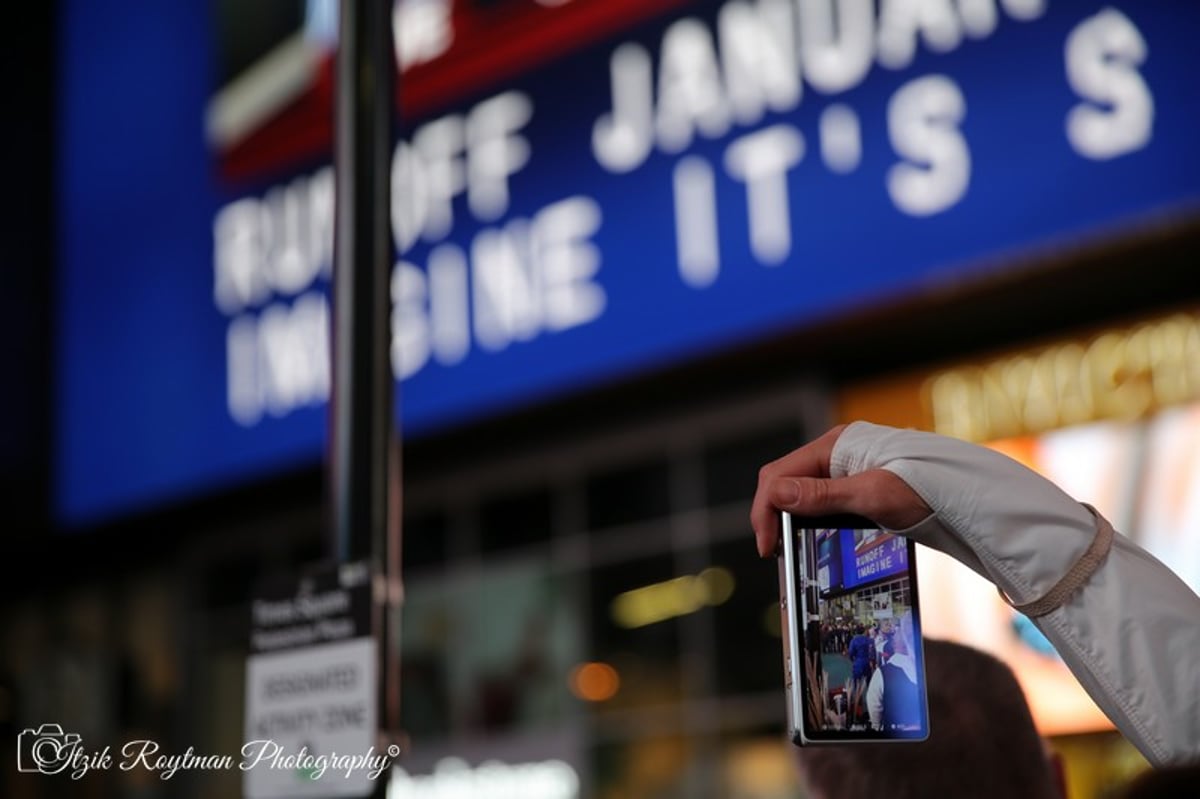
[214,198,269,314]
[413,114,467,242]
[1000,0,1044,22]
[308,167,335,280]
[820,103,862,173]
[674,155,721,289]
[724,124,804,265]
[887,75,970,216]
[593,43,655,174]
[257,294,330,416]
[1065,8,1153,161]
[798,0,875,93]
[391,140,429,255]
[467,91,533,221]
[227,315,261,426]
[394,0,453,71]
[718,0,800,125]
[877,0,964,70]
[535,196,606,332]
[427,244,470,366]
[472,223,541,351]
[264,178,323,296]
[656,18,732,152]
[956,0,998,39]
[391,261,431,380]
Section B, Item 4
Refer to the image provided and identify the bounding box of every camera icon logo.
[17,724,83,775]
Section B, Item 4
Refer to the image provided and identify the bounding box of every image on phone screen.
[785,519,929,742]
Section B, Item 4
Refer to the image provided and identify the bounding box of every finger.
[770,470,932,532]
[751,425,847,557]
[753,472,859,554]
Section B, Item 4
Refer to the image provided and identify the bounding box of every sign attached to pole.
[244,562,391,798]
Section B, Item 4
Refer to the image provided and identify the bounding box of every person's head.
[894,610,913,656]
[1120,762,1200,799]
[854,625,865,635]
[795,639,1060,799]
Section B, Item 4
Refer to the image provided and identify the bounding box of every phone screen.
[795,524,929,741]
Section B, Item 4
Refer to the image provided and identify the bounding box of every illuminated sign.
[925,309,1200,441]
[818,529,909,593]
[844,532,909,589]
[389,757,580,799]
[58,0,1200,523]
[385,727,585,799]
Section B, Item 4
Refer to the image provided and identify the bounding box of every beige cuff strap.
[997,504,1115,619]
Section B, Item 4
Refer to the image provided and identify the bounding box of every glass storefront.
[392,388,822,798]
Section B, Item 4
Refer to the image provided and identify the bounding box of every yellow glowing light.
[763,603,782,638]
[924,311,1200,442]
[569,662,620,702]
[699,567,735,604]
[610,567,737,629]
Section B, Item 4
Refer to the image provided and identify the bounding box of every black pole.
[330,0,402,770]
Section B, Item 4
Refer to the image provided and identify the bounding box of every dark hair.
[1120,763,1200,799]
[796,639,1059,799]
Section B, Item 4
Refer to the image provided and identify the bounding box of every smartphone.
[778,512,929,744]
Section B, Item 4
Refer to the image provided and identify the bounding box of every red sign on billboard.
[209,0,687,183]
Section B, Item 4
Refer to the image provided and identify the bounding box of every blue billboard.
[57,0,1200,524]
[841,531,910,591]
[817,528,909,593]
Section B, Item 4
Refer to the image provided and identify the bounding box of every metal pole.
[330,0,402,774]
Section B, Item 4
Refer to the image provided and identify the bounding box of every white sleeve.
[866,667,885,729]
[830,421,1200,767]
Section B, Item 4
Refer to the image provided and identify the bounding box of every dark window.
[709,537,786,696]
[401,654,451,738]
[202,554,260,610]
[480,486,553,554]
[290,527,326,567]
[403,510,449,572]
[586,458,671,530]
[589,553,686,713]
[704,423,803,507]
[400,584,455,738]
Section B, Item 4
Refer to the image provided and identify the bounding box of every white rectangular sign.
[243,636,382,798]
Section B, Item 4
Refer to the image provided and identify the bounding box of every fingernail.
[777,479,800,505]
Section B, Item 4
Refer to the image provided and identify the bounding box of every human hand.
[752,420,1200,766]
[750,423,932,558]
